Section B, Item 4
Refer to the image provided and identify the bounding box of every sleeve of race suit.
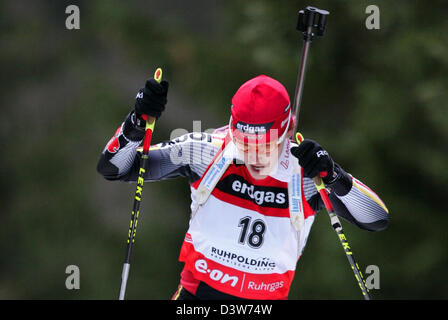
[96,111,222,184]
[303,164,389,232]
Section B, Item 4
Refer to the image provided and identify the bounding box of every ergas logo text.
[235,121,273,134]
[216,174,288,208]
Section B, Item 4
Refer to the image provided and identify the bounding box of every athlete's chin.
[247,165,271,180]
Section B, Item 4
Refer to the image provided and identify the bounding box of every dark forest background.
[0,0,447,299]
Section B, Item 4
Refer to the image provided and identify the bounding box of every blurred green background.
[1,0,447,299]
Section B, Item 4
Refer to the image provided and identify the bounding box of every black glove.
[290,139,334,183]
[134,78,169,120]
[291,139,353,196]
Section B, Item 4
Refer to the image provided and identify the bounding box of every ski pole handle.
[140,68,162,154]
[295,132,334,211]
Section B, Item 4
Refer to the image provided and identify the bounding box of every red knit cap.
[230,75,292,144]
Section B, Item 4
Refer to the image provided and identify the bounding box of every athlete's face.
[233,138,284,180]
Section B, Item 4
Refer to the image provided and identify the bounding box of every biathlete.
[97,74,389,300]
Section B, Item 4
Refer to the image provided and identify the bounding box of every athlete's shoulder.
[136,131,225,153]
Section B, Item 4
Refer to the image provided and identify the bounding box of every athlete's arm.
[96,111,222,183]
[303,163,389,231]
[328,169,389,231]
[292,140,389,232]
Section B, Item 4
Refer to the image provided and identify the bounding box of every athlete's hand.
[290,139,335,183]
[134,77,169,119]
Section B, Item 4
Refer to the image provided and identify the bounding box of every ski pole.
[118,67,163,300]
[295,133,371,300]
[291,7,371,300]
[292,6,329,134]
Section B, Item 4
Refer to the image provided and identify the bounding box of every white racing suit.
[97,112,389,299]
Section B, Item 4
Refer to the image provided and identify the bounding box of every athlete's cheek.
[246,152,258,165]
[242,146,258,164]
[256,154,270,166]
[258,147,280,164]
